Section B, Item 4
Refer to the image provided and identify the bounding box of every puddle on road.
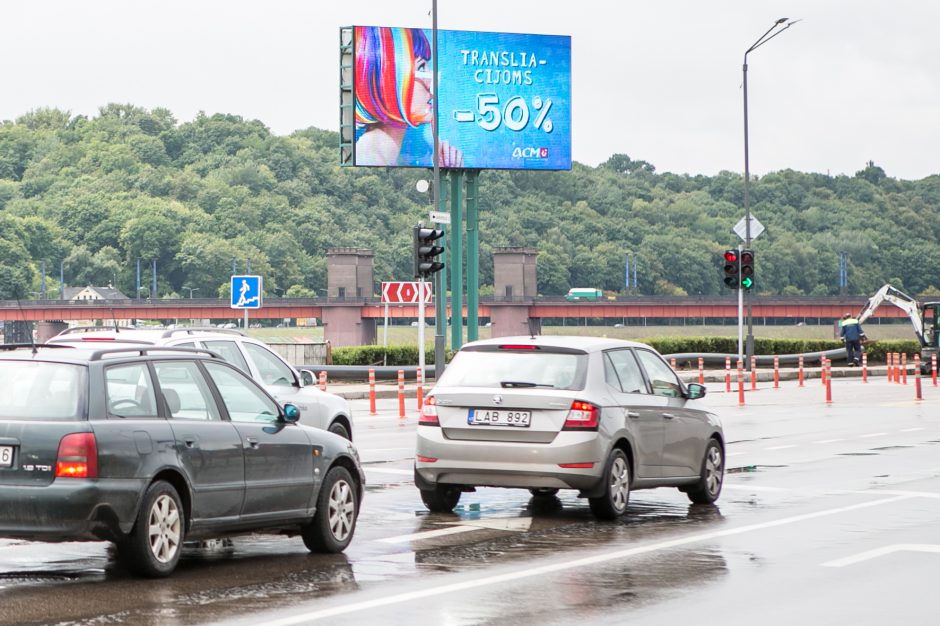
[727,464,789,474]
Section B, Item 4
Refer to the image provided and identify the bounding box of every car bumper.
[0,478,145,542]
[415,426,605,491]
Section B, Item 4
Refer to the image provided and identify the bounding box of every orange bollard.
[319,370,327,392]
[368,368,376,416]
[861,353,868,384]
[902,354,908,385]
[821,357,827,386]
[798,354,805,387]
[698,357,704,385]
[889,352,896,383]
[737,359,745,406]
[725,356,731,393]
[933,354,938,387]
[671,358,677,370]
[750,356,757,391]
[915,355,923,400]
[397,369,405,419]
[416,366,424,411]
[773,355,779,389]
[825,359,832,404]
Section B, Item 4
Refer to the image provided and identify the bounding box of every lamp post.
[184,286,199,299]
[742,17,799,360]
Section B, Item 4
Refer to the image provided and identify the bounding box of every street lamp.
[183,286,199,299]
[742,17,799,360]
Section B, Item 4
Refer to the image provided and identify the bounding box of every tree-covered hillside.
[1,104,939,300]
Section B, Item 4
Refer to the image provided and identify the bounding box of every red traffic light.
[723,250,738,263]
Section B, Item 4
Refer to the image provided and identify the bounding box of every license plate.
[0,445,14,468]
[468,409,531,427]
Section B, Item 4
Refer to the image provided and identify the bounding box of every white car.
[47,327,354,440]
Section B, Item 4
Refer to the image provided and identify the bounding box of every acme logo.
[511,147,548,159]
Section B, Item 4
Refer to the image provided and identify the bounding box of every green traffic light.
[741,277,754,289]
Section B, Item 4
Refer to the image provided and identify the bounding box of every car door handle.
[662,413,677,420]
[245,437,259,449]
[627,411,640,419]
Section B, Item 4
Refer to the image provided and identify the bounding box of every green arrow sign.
[741,277,754,289]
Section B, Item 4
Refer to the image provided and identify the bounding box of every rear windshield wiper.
[499,381,556,388]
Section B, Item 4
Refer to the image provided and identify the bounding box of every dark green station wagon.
[0,345,364,577]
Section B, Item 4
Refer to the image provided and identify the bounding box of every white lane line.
[724,484,790,493]
[765,445,798,451]
[727,452,744,457]
[364,468,413,476]
[859,432,888,438]
[814,438,845,444]
[246,495,917,626]
[360,448,414,453]
[822,544,940,568]
[377,525,478,544]
[900,428,925,433]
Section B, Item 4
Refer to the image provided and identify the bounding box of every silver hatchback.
[415,336,724,519]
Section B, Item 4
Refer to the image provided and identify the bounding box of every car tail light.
[498,344,538,350]
[559,462,595,469]
[419,396,440,426]
[55,433,98,478]
[562,400,600,431]
[416,455,438,463]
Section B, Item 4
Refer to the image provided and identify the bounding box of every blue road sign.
[230,275,263,309]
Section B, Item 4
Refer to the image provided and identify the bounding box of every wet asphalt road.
[1,374,938,625]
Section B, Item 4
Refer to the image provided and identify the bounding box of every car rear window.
[0,361,86,420]
[437,348,587,390]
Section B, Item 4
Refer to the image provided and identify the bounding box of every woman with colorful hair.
[354,26,463,167]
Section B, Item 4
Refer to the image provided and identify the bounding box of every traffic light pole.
[737,245,744,362]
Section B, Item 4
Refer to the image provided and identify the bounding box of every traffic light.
[413,225,445,279]
[722,249,740,289]
[740,249,755,290]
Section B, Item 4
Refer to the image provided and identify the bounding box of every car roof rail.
[46,337,155,346]
[1,342,74,351]
[88,346,223,361]
[55,325,137,336]
[160,327,246,338]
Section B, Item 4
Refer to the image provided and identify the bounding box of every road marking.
[361,447,414,453]
[246,495,916,625]
[377,525,478,544]
[765,445,798,451]
[900,427,925,432]
[724,484,790,493]
[814,438,844,444]
[859,432,888,438]
[822,544,940,568]
[364,467,413,476]
[727,452,744,457]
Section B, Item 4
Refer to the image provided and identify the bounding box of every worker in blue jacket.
[840,313,866,366]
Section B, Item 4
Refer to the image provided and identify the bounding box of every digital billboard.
[345,26,571,170]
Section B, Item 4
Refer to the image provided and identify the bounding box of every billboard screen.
[349,26,571,170]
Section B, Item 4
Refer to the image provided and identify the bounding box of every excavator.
[856,284,940,373]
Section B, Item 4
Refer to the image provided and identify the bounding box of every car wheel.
[119,480,184,578]
[328,421,351,440]
[686,439,724,505]
[588,449,630,520]
[302,466,358,553]
[528,488,559,497]
[420,485,462,513]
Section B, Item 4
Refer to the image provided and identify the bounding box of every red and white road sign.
[381,281,433,304]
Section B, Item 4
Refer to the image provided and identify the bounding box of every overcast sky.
[3,1,938,180]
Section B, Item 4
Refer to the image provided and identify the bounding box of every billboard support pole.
[431,0,447,379]
[450,170,464,350]
[466,170,480,342]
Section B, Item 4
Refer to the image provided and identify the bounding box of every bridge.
[0,295,908,346]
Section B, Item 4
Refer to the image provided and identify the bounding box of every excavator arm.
[856,284,926,347]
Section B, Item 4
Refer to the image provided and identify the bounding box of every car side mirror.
[300,370,314,386]
[686,383,707,400]
[283,403,300,423]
